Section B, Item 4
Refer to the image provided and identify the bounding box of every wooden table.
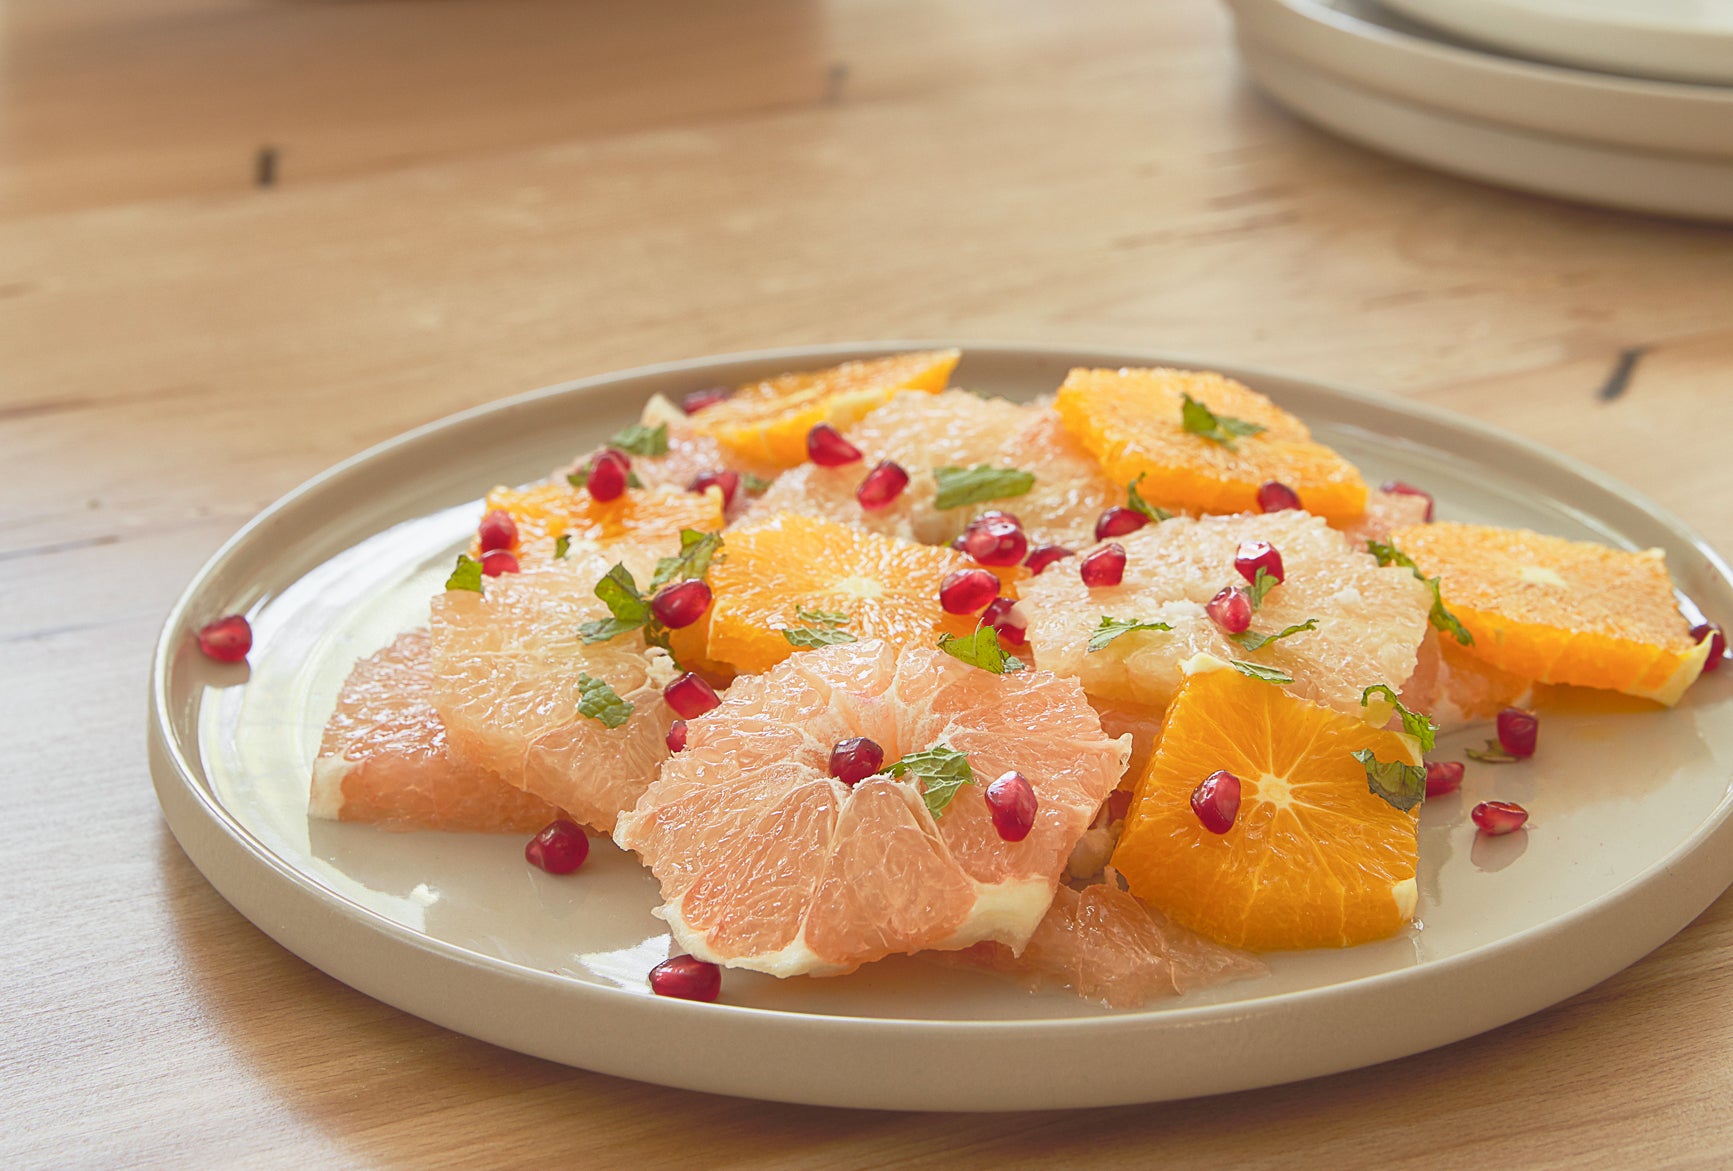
[5,0,1730,1165]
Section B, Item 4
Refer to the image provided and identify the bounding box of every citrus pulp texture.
[478,482,724,568]
[1400,628,1534,727]
[1339,486,1431,550]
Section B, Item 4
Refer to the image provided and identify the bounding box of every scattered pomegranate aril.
[649,955,722,1002]
[1234,539,1285,585]
[196,615,252,663]
[1106,788,1134,822]
[856,460,910,510]
[1424,760,1465,797]
[1093,506,1148,541]
[476,508,519,553]
[689,469,740,509]
[525,818,590,874]
[1024,544,1074,575]
[985,771,1039,842]
[1206,585,1253,634]
[666,720,688,753]
[587,450,631,502]
[828,736,885,787]
[664,672,721,719]
[939,568,1000,615]
[975,509,1023,529]
[1693,622,1727,673]
[1080,542,1127,588]
[1191,770,1242,834]
[806,423,863,467]
[1472,800,1529,836]
[981,596,1028,646]
[1257,481,1302,513]
[962,519,1028,566]
[481,550,520,577]
[1381,480,1436,522]
[651,579,712,628]
[1496,706,1539,758]
[682,386,730,414]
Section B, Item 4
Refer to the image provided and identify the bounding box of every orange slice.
[1391,522,1711,705]
[1112,661,1422,951]
[1055,367,1368,523]
[692,350,960,469]
[478,482,725,565]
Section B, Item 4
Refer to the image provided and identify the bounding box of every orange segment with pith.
[702,512,1017,675]
[1112,662,1421,952]
[1054,367,1368,523]
[478,482,725,564]
[1391,522,1711,705]
[693,350,960,469]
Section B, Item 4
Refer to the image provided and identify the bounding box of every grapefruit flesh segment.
[1113,662,1422,951]
[1338,486,1431,551]
[429,544,679,833]
[1055,367,1368,523]
[613,640,1130,976]
[309,630,565,833]
[1392,522,1712,704]
[1400,628,1534,727]
[1018,511,1433,718]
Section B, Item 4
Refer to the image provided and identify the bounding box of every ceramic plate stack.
[1222,0,1733,221]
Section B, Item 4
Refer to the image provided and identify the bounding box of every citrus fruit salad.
[287,350,1727,1009]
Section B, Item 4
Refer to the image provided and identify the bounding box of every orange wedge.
[693,350,960,469]
[1055,367,1368,523]
[1112,661,1421,951]
[479,482,725,563]
[1391,522,1711,705]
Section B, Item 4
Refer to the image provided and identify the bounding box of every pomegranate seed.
[1472,800,1529,836]
[1693,622,1727,673]
[477,508,518,553]
[974,509,1023,529]
[1094,506,1148,541]
[962,519,1028,567]
[689,469,740,509]
[664,672,721,719]
[1234,539,1285,586]
[1206,585,1253,634]
[666,720,688,753]
[1025,544,1074,575]
[682,386,730,414]
[1382,480,1435,522]
[1424,760,1465,797]
[481,550,520,576]
[939,568,1000,614]
[856,460,909,509]
[828,737,885,786]
[985,770,1039,842]
[651,578,712,628]
[1191,770,1242,834]
[806,423,863,467]
[1496,707,1538,758]
[587,450,631,502]
[525,818,589,874]
[649,955,722,1002]
[982,597,1028,646]
[1257,481,1302,512]
[196,615,252,663]
[1080,542,1127,588]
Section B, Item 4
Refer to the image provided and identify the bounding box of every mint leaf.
[888,743,976,819]
[1088,616,1173,653]
[1229,660,1293,685]
[1360,684,1438,753]
[1126,474,1172,523]
[607,422,670,457]
[1368,540,1474,646]
[1247,567,1279,610]
[1231,617,1319,653]
[938,626,1025,674]
[1180,393,1266,452]
[781,625,858,649]
[445,554,484,593]
[1353,748,1426,811]
[650,529,724,591]
[795,606,848,628]
[932,465,1036,511]
[1466,739,1521,764]
[576,673,634,729]
[740,472,772,494]
[567,467,588,489]
[553,533,572,560]
[578,563,651,643]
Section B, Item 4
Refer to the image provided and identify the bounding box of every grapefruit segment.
[1339,485,1432,550]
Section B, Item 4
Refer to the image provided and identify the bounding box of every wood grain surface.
[3,0,1730,1166]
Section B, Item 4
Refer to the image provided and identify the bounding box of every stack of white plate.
[1223,0,1733,221]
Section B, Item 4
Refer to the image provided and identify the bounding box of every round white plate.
[1223,0,1733,162]
[150,343,1733,1111]
[1381,0,1733,86]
